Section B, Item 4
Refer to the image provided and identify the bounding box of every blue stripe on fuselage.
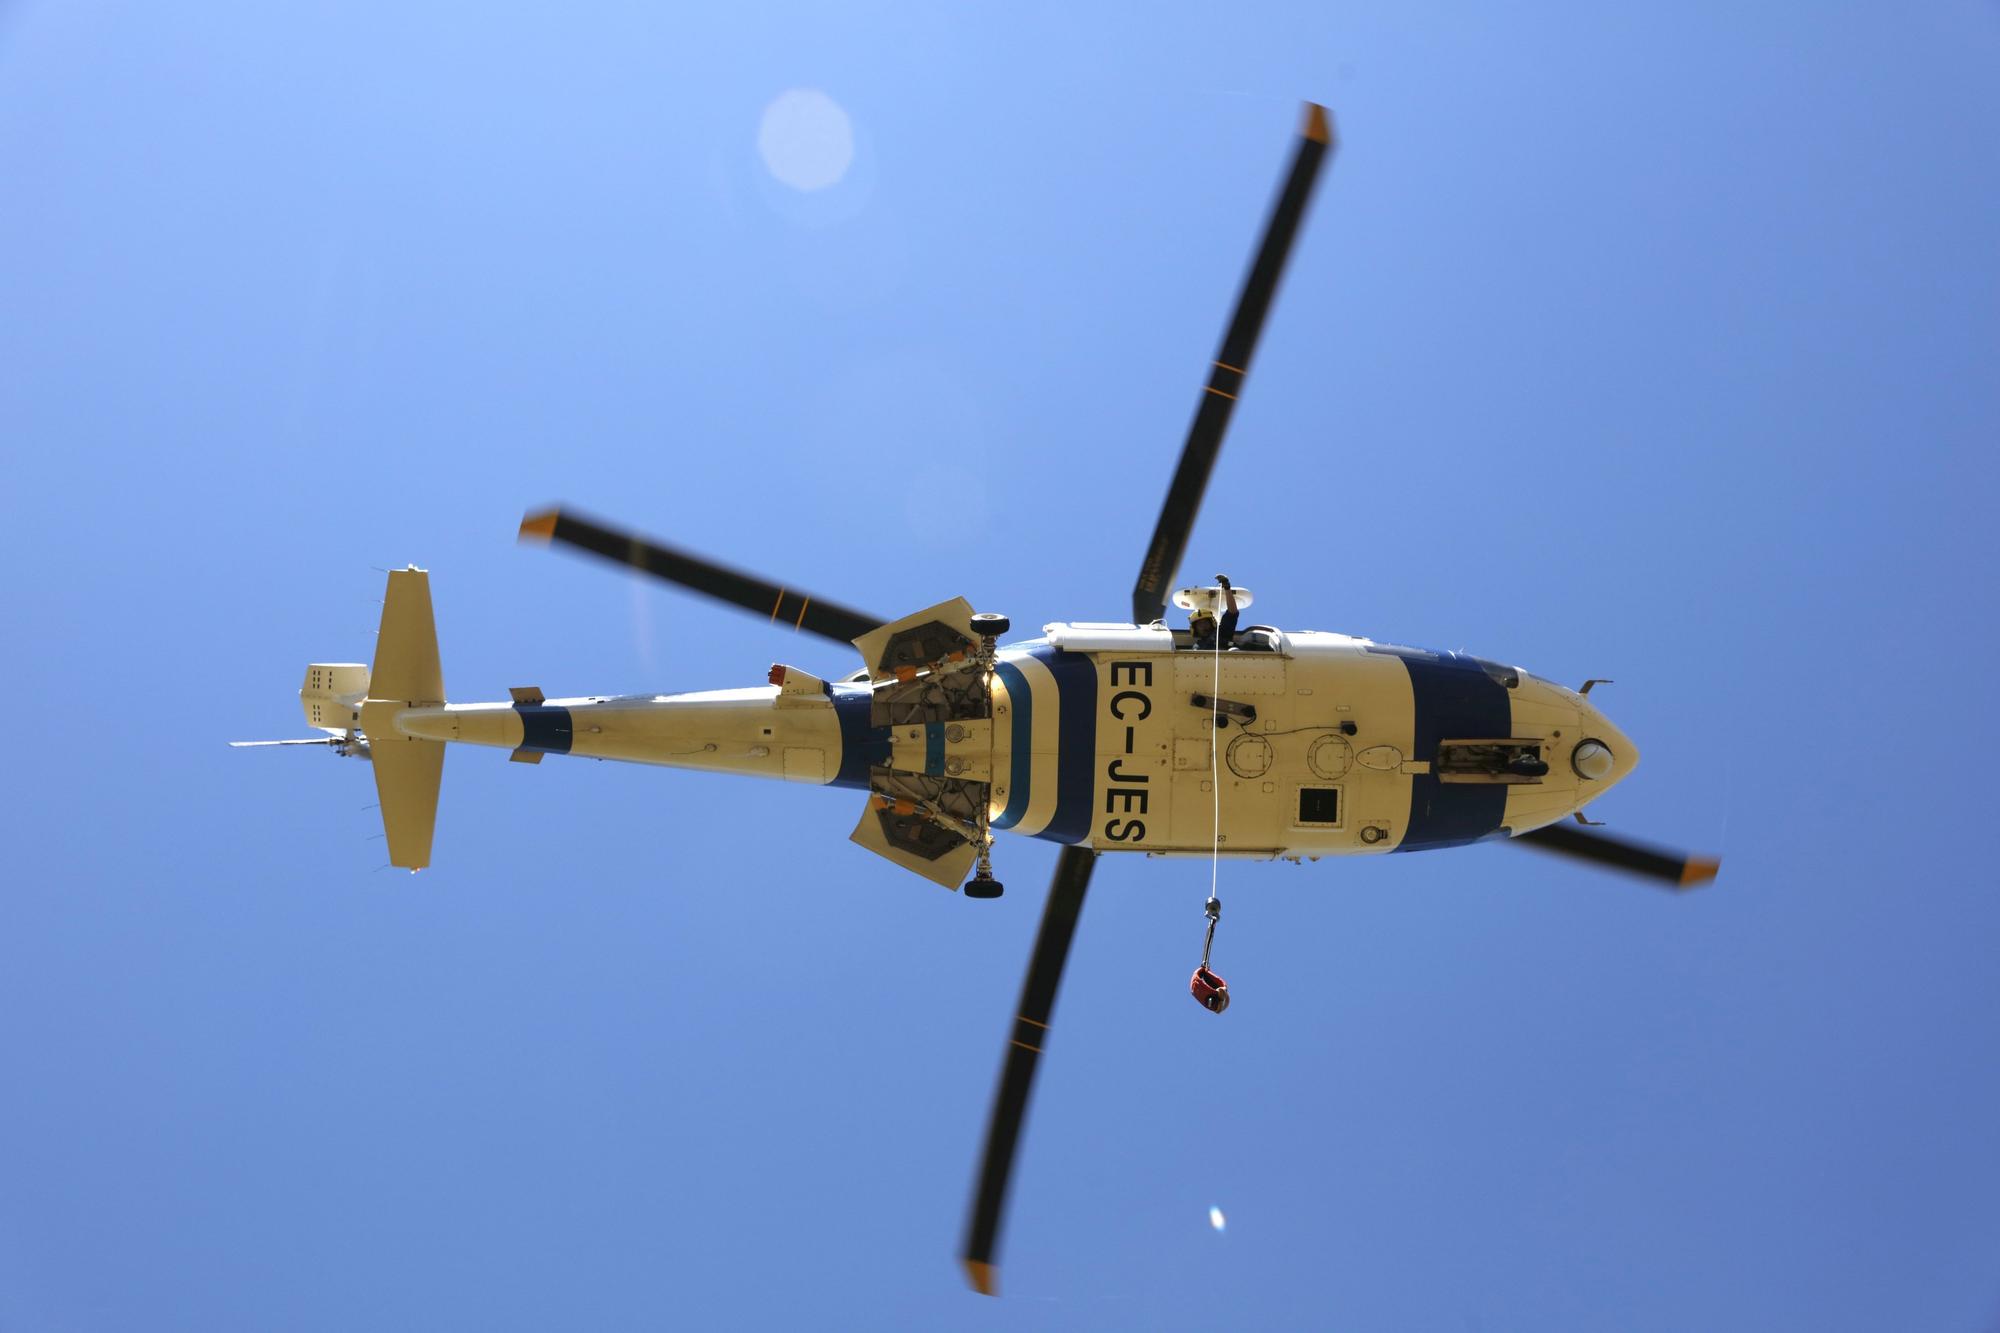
[827,644,1094,838]
[830,685,892,789]
[1029,644,1097,845]
[515,703,574,755]
[992,658,1032,829]
[1367,644,1513,851]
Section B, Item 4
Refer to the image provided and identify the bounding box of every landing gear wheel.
[970,612,1011,638]
[965,877,1004,899]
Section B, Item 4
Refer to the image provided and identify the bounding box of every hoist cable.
[1206,611,1223,965]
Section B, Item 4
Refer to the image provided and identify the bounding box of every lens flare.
[757,89,854,192]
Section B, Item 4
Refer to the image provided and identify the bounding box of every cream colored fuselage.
[391,622,1636,866]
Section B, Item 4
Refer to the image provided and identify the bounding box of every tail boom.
[394,688,845,785]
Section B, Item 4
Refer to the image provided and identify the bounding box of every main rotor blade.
[1132,102,1336,625]
[961,844,1097,1297]
[1514,823,1721,890]
[519,507,883,646]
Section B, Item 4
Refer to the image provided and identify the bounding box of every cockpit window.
[1367,643,1517,689]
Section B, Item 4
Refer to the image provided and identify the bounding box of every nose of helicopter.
[1571,699,1640,793]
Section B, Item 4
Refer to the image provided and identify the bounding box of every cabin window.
[1297,787,1340,825]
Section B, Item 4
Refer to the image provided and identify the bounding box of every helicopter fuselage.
[392,620,1636,871]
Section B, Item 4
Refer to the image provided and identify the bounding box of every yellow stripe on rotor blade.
[518,510,559,543]
[1304,102,1333,145]
[1680,857,1722,888]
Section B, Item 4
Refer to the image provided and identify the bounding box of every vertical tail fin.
[367,567,446,869]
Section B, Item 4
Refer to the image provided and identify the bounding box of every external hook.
[1191,896,1229,1013]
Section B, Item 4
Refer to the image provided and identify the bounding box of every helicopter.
[237,102,1719,1297]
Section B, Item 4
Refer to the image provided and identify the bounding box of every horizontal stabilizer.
[367,566,447,868]
[373,736,444,869]
[371,568,444,704]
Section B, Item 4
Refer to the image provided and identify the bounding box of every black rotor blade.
[1132,102,1336,625]
[1514,823,1721,890]
[961,844,1097,1297]
[520,507,883,646]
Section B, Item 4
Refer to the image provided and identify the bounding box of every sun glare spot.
[758,88,854,192]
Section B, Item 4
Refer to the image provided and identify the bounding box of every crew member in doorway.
[1191,576,1242,652]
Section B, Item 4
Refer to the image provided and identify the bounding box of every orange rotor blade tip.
[962,1259,998,1297]
[518,509,560,544]
[1679,856,1722,889]
[1303,102,1334,146]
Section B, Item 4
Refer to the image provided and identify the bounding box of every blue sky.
[3,3,1998,1328]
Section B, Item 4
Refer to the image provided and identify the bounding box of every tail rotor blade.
[1132,103,1336,625]
[520,507,883,646]
[1514,823,1721,890]
[961,845,1097,1297]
